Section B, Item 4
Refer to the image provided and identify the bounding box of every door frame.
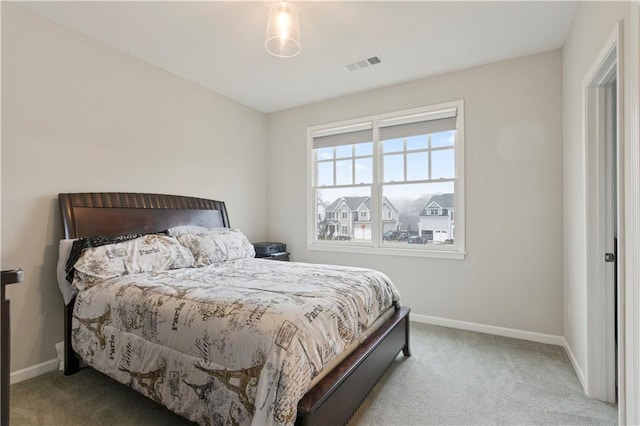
[623,3,640,423]
[583,22,623,405]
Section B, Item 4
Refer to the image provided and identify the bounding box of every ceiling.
[18,1,578,113]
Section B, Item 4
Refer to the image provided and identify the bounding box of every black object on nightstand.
[253,242,290,261]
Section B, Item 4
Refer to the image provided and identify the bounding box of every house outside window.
[419,195,455,243]
[309,100,465,259]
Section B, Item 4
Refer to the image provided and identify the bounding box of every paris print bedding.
[71,258,400,425]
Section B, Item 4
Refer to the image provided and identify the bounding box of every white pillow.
[57,239,78,305]
[166,225,213,237]
[177,228,255,266]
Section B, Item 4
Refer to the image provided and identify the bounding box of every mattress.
[71,258,400,425]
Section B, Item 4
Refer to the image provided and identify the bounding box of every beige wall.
[562,0,632,387]
[267,50,564,336]
[1,3,268,373]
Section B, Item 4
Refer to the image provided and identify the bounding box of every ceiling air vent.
[344,55,384,72]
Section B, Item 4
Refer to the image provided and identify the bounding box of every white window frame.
[307,100,466,259]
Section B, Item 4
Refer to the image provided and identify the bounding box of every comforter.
[71,258,400,425]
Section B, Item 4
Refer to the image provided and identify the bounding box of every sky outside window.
[316,130,456,199]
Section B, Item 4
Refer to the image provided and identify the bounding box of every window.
[308,100,465,259]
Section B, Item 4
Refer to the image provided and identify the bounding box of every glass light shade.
[265,1,301,58]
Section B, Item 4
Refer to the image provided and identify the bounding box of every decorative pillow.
[65,233,147,285]
[73,234,195,287]
[166,225,213,237]
[177,228,255,266]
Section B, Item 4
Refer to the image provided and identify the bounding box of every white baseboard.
[411,313,564,346]
[10,358,59,385]
[562,337,587,392]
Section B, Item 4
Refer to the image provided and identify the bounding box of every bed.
[58,192,411,425]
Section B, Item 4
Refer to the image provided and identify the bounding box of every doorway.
[584,32,622,404]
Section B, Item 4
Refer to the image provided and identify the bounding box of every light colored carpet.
[10,322,617,425]
[348,323,617,425]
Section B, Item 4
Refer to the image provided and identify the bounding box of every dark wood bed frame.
[58,192,411,426]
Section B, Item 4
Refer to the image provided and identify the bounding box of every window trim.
[307,100,466,259]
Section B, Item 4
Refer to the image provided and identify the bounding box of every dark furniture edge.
[1,269,24,287]
[1,269,23,301]
[296,306,411,425]
[63,301,80,375]
[1,269,23,426]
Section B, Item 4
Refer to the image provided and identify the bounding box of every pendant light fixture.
[264,0,301,58]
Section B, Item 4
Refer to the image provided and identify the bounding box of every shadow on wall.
[12,197,66,371]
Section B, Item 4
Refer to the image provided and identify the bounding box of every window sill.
[307,243,466,260]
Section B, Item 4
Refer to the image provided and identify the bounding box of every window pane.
[336,160,353,185]
[406,135,428,151]
[335,145,352,159]
[316,187,371,242]
[383,154,404,182]
[317,161,333,186]
[355,158,372,184]
[355,142,373,156]
[383,138,404,153]
[382,182,455,246]
[316,147,334,160]
[431,130,455,148]
[406,152,428,181]
[431,149,455,179]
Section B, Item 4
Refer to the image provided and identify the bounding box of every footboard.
[295,306,411,426]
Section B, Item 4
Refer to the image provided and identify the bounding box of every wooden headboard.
[58,192,230,239]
